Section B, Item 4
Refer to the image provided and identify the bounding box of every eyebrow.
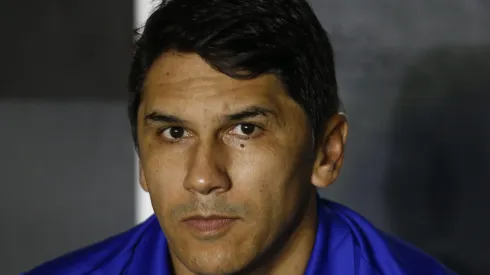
[144,112,188,125]
[226,106,276,121]
[144,105,277,125]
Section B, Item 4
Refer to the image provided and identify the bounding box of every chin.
[190,265,237,275]
[185,249,249,275]
[188,261,241,275]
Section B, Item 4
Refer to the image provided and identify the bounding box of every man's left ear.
[311,113,348,188]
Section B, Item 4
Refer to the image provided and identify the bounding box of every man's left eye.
[229,123,260,137]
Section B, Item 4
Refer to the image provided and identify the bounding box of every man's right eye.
[160,127,190,141]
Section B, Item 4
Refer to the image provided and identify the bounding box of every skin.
[137,52,348,275]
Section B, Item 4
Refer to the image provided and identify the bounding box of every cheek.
[228,147,280,191]
[141,149,189,216]
[228,140,302,188]
[226,145,302,220]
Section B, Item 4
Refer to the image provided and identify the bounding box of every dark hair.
[129,0,340,149]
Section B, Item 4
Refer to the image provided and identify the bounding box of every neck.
[245,191,319,275]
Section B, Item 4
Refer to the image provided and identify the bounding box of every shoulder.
[320,200,457,275]
[22,215,160,275]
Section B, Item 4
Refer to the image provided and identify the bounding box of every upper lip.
[182,215,239,221]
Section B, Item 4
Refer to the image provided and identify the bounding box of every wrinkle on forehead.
[144,52,284,95]
[142,52,289,111]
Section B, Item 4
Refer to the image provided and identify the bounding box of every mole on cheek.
[240,144,245,148]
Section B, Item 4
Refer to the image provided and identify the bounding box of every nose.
[183,141,231,195]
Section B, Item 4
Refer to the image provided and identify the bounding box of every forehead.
[142,52,288,109]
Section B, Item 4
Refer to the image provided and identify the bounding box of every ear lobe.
[311,114,348,188]
[139,162,149,192]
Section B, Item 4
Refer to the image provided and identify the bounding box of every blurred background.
[1,0,489,274]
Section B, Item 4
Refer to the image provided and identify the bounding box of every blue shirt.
[23,198,457,274]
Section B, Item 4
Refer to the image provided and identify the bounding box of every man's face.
[137,52,315,274]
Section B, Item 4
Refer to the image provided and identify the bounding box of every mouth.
[182,215,239,238]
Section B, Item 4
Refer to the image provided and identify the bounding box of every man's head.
[129,0,347,274]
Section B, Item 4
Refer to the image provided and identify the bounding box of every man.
[24,0,457,274]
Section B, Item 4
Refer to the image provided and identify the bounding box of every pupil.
[241,124,255,135]
[170,127,184,138]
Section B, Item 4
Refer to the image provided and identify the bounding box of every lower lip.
[183,218,237,235]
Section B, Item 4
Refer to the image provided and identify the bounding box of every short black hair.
[129,0,340,149]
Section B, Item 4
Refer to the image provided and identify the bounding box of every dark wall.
[311,1,490,274]
[385,46,490,275]
[0,0,134,274]
[1,0,132,100]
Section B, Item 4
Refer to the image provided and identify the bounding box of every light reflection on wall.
[134,0,157,224]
